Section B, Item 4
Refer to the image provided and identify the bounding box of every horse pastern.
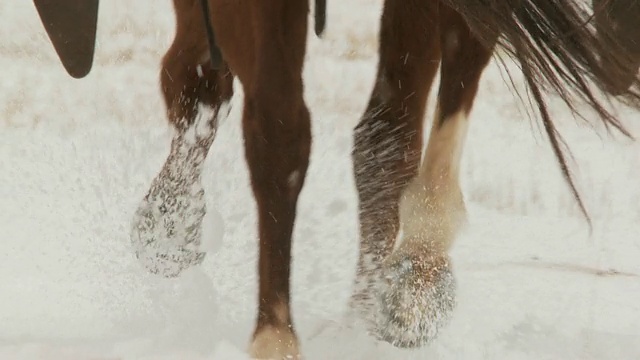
[249,325,301,360]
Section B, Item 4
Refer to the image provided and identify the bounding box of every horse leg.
[225,1,310,358]
[131,0,234,278]
[349,0,441,341]
[364,6,495,348]
[350,1,496,347]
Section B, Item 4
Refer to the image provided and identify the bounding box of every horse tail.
[441,0,640,226]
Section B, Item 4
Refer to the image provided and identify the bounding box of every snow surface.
[1,0,640,359]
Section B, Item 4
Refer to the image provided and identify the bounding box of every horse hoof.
[250,325,301,360]
[130,174,209,278]
[130,205,207,278]
[373,251,456,348]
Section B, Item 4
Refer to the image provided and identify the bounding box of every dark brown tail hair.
[441,0,640,226]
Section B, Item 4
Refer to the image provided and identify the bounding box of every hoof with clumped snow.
[372,250,456,348]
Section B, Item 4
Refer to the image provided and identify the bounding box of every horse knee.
[243,87,311,197]
[160,43,234,128]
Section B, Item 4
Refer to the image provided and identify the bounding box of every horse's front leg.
[131,0,234,278]
[218,0,312,358]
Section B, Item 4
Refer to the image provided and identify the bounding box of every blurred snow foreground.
[1,0,639,359]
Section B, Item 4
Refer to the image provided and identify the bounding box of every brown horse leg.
[131,0,234,278]
[367,6,495,348]
[349,0,441,342]
[210,1,311,358]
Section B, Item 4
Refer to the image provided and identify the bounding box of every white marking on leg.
[196,64,204,78]
[250,302,300,359]
[398,109,469,253]
[183,103,220,146]
[250,325,300,360]
[131,100,233,278]
[287,170,300,190]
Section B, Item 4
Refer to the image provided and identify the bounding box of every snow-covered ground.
[1,1,639,359]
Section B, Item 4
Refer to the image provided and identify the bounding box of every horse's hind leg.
[380,8,495,347]
[351,3,495,348]
[131,0,234,278]
[349,0,441,341]
[384,8,496,347]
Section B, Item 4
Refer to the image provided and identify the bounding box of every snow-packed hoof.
[130,136,213,278]
[373,251,456,348]
[130,103,230,278]
[130,185,207,278]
